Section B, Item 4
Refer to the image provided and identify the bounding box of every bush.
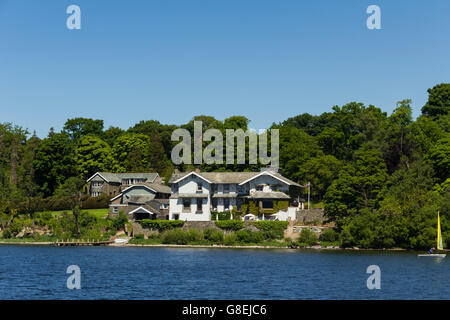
[134,234,144,239]
[252,221,288,239]
[223,233,237,246]
[235,230,265,244]
[319,228,338,242]
[296,228,318,246]
[203,228,224,243]
[215,220,244,231]
[111,212,128,231]
[162,229,203,245]
[139,220,184,231]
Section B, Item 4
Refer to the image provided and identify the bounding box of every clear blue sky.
[1,0,449,138]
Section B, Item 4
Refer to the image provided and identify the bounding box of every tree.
[55,176,85,234]
[33,133,77,196]
[63,118,104,142]
[299,154,342,199]
[76,135,114,179]
[111,133,151,172]
[426,136,450,183]
[324,147,387,223]
[102,126,125,147]
[421,83,450,118]
[224,116,249,130]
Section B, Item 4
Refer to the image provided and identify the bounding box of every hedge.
[215,220,244,231]
[251,221,289,239]
[16,194,111,213]
[139,220,184,231]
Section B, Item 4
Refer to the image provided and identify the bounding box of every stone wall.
[295,209,326,224]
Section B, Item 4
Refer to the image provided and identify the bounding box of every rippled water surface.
[0,245,448,299]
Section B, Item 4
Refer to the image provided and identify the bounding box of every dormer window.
[224,184,230,193]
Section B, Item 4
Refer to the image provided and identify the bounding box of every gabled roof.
[86,172,159,183]
[128,206,156,215]
[169,171,302,187]
[110,183,171,203]
[238,171,302,187]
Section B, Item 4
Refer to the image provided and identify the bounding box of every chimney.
[195,167,201,173]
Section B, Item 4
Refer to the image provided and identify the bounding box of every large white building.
[168,169,303,221]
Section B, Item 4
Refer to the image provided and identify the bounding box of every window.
[262,200,273,209]
[211,184,217,193]
[197,199,203,212]
[197,182,202,193]
[212,198,218,210]
[224,184,230,193]
[183,199,191,210]
[224,199,230,210]
[256,185,264,191]
[237,185,244,193]
[113,207,118,213]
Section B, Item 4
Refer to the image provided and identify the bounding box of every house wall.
[169,174,211,221]
[88,174,121,197]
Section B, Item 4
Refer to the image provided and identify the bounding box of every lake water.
[0,245,448,299]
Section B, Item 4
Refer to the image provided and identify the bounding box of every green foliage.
[75,135,113,179]
[33,133,77,197]
[215,220,244,231]
[111,133,151,172]
[251,221,288,239]
[296,228,319,246]
[319,228,337,242]
[235,230,265,243]
[63,118,104,142]
[162,228,203,245]
[211,212,232,220]
[139,219,184,231]
[203,228,224,242]
[421,83,450,118]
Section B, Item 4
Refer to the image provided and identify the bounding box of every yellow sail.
[437,212,443,250]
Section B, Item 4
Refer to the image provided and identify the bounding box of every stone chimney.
[194,167,201,173]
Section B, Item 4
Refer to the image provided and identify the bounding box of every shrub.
[319,228,337,242]
[134,234,144,239]
[235,230,265,244]
[223,233,237,246]
[296,228,318,246]
[215,220,244,231]
[139,220,184,231]
[112,212,128,231]
[162,229,203,244]
[203,228,224,243]
[252,221,288,239]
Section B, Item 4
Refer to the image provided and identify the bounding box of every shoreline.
[0,240,416,251]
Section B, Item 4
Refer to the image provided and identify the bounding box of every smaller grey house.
[86,172,159,197]
[109,183,171,221]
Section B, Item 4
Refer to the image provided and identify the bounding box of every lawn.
[37,208,109,219]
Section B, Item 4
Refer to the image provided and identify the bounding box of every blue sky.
[0,0,449,138]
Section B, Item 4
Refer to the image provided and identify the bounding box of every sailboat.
[418,212,446,258]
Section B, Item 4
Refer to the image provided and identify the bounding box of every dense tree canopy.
[0,83,449,248]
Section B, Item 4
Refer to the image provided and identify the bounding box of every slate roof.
[245,191,291,199]
[87,172,159,183]
[169,171,302,187]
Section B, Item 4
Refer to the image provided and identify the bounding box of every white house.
[168,169,303,221]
